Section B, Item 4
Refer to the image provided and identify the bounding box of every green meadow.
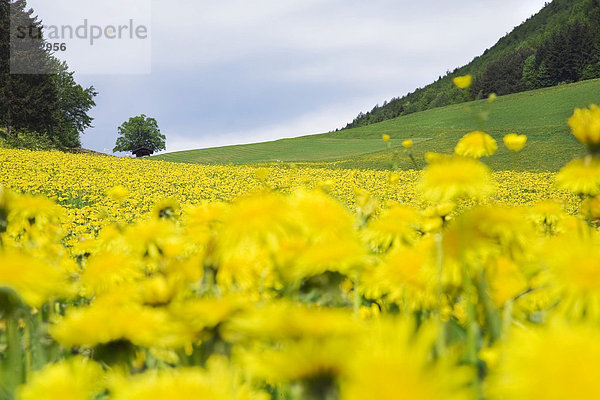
[153,79,600,171]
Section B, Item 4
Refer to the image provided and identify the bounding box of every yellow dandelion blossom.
[420,156,495,202]
[107,185,129,202]
[455,131,497,158]
[50,302,192,349]
[568,104,600,151]
[183,202,226,243]
[487,322,600,400]
[124,219,184,260]
[453,74,472,89]
[152,198,180,220]
[556,157,600,195]
[486,257,528,308]
[254,167,271,182]
[528,200,566,234]
[0,250,69,308]
[341,318,473,400]
[362,242,438,311]
[365,203,421,249]
[289,237,366,281]
[224,301,359,342]
[215,191,292,290]
[239,338,353,388]
[79,252,143,296]
[581,195,600,220]
[169,296,246,336]
[402,139,413,149]
[382,134,390,142]
[17,356,104,400]
[503,133,527,152]
[443,206,533,268]
[111,357,268,400]
[424,151,445,163]
[7,192,64,224]
[543,235,600,321]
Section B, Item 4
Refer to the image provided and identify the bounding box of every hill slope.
[153,79,600,171]
[343,0,600,129]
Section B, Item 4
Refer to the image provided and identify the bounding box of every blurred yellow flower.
[382,134,390,142]
[365,203,421,248]
[111,357,268,400]
[581,195,600,220]
[503,133,527,152]
[0,250,69,308]
[487,322,600,400]
[50,301,192,349]
[455,131,497,158]
[239,338,353,387]
[420,155,496,202]
[556,157,600,196]
[225,302,359,342]
[453,74,472,89]
[341,318,473,400]
[543,235,600,321]
[107,185,129,202]
[363,243,437,311]
[17,357,104,400]
[153,198,180,220]
[568,104,600,151]
[402,139,413,149]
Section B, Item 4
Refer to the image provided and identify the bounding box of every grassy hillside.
[153,79,600,171]
[344,0,600,129]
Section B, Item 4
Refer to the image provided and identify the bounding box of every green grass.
[152,79,600,171]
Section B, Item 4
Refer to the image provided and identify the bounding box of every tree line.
[0,0,96,149]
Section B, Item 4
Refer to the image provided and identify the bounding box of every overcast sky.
[26,0,548,154]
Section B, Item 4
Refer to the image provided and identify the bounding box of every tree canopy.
[113,115,166,156]
[0,0,97,148]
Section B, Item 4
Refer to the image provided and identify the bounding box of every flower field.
[1,104,600,399]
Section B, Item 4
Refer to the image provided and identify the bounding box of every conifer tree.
[0,0,58,136]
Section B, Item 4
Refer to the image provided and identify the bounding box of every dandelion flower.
[224,302,359,342]
[487,322,600,400]
[420,156,495,202]
[455,131,497,158]
[453,74,472,89]
[79,252,143,296]
[402,139,413,149]
[487,257,528,308]
[341,318,473,400]
[111,357,268,400]
[581,195,600,220]
[0,250,69,308]
[362,242,438,311]
[17,357,104,400]
[503,133,527,152]
[365,203,421,248]
[107,185,129,202]
[556,157,600,196]
[543,235,600,321]
[382,134,390,143]
[50,301,192,349]
[153,198,180,220]
[568,104,600,152]
[239,338,353,388]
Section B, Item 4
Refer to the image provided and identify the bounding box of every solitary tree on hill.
[113,114,165,157]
